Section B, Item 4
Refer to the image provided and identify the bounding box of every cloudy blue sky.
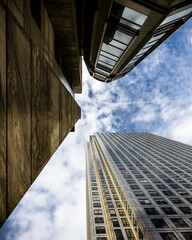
[0,18,192,240]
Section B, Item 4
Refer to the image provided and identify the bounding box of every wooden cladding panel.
[7,14,31,216]
[31,44,50,182]
[59,81,68,143]
[48,69,60,155]
[0,4,6,227]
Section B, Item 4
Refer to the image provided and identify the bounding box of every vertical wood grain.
[7,14,31,216]
[31,44,49,182]
[0,4,7,227]
[48,68,60,155]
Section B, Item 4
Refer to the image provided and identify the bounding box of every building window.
[92,192,99,196]
[97,238,107,240]
[169,184,179,189]
[181,232,192,240]
[151,219,169,228]
[109,209,116,217]
[96,226,106,234]
[106,195,111,200]
[107,201,114,208]
[125,229,134,239]
[144,208,159,215]
[148,191,160,196]
[130,185,140,189]
[95,217,104,224]
[94,210,103,215]
[179,207,192,214]
[134,191,145,196]
[121,218,130,227]
[139,199,151,205]
[185,198,192,204]
[31,0,41,30]
[115,201,122,208]
[93,197,100,201]
[144,185,153,189]
[170,198,183,204]
[113,195,119,200]
[139,179,148,183]
[91,183,97,186]
[93,203,101,208]
[176,190,189,196]
[157,184,166,189]
[161,207,177,215]
[160,233,178,240]
[170,218,189,228]
[112,218,120,227]
[92,187,98,190]
[91,179,97,182]
[114,229,124,240]
[118,209,125,216]
[163,190,174,196]
[151,179,162,183]
[154,198,168,205]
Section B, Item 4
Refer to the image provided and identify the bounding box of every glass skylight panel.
[120,19,140,30]
[101,43,123,57]
[98,60,113,70]
[94,73,105,79]
[100,51,119,61]
[114,30,133,45]
[99,55,116,66]
[121,7,148,26]
[110,39,127,50]
[161,7,192,25]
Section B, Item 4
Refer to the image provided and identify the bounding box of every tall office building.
[0,0,81,227]
[83,0,192,82]
[86,133,192,240]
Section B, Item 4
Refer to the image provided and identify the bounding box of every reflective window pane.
[161,7,192,25]
[148,33,165,43]
[137,46,151,56]
[146,40,158,48]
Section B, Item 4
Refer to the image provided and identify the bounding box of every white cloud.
[157,105,192,145]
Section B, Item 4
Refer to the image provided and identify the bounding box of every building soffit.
[89,0,192,81]
[44,0,82,93]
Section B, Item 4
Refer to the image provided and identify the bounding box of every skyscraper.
[86,133,192,240]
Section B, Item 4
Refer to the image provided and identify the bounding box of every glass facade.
[86,133,192,240]
[86,1,192,82]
